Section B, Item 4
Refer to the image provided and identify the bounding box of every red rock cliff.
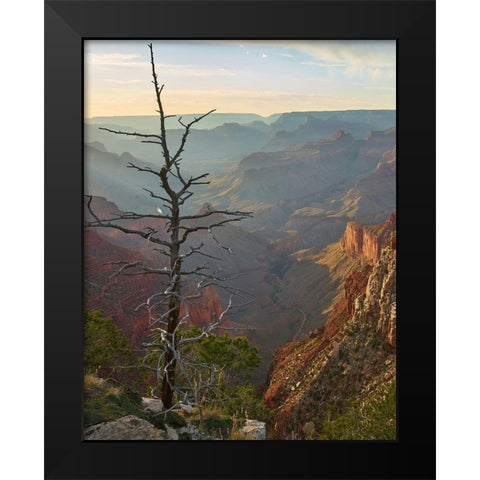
[84,229,228,346]
[263,244,396,439]
[309,263,373,341]
[340,212,396,264]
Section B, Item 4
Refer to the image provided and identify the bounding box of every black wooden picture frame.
[45,1,435,478]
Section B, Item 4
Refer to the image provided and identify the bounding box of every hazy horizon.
[85,40,396,118]
[86,107,396,121]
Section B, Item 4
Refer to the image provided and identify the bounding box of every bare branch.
[99,126,163,140]
[84,198,172,248]
[178,191,194,206]
[179,216,249,244]
[142,188,172,204]
[148,42,170,166]
[172,109,216,166]
[175,172,210,198]
[180,243,222,262]
[179,208,253,222]
[105,260,171,278]
[126,162,161,178]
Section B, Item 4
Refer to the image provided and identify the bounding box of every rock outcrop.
[175,423,214,441]
[309,263,373,341]
[340,212,396,264]
[83,413,217,441]
[355,246,396,347]
[239,419,267,440]
[85,415,167,440]
[141,397,164,415]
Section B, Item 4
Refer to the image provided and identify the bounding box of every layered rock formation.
[84,229,156,346]
[261,115,374,151]
[273,214,396,329]
[202,128,396,243]
[340,212,396,264]
[357,246,397,347]
[335,147,396,224]
[230,131,360,207]
[84,196,274,352]
[84,197,235,346]
[268,110,395,135]
[85,228,230,346]
[233,214,396,383]
[263,243,396,440]
[309,263,373,341]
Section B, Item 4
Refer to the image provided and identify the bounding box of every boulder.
[176,422,215,441]
[239,419,266,440]
[84,415,167,440]
[165,425,179,440]
[178,403,195,414]
[141,397,164,414]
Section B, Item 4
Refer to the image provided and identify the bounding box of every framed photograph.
[45,0,435,478]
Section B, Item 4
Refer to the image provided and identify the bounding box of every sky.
[84,40,396,118]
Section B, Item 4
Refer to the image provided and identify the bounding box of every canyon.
[84,110,397,438]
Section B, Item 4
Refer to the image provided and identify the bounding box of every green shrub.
[179,327,261,382]
[320,381,396,440]
[84,310,134,375]
[203,416,234,438]
[84,391,146,426]
[224,384,272,421]
[164,410,187,427]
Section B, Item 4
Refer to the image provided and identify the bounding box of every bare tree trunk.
[84,42,252,410]
[162,202,181,408]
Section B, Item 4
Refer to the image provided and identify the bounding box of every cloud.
[161,66,235,77]
[85,40,396,117]
[105,79,143,84]
[292,40,395,67]
[85,53,143,66]
[291,40,395,81]
[216,40,395,81]
[301,61,347,68]
[86,53,236,77]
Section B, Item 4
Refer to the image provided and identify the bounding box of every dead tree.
[84,43,252,409]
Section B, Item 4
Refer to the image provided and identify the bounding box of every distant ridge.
[86,113,281,131]
[86,109,395,133]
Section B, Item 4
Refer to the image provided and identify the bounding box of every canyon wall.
[340,212,396,264]
[263,242,396,439]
